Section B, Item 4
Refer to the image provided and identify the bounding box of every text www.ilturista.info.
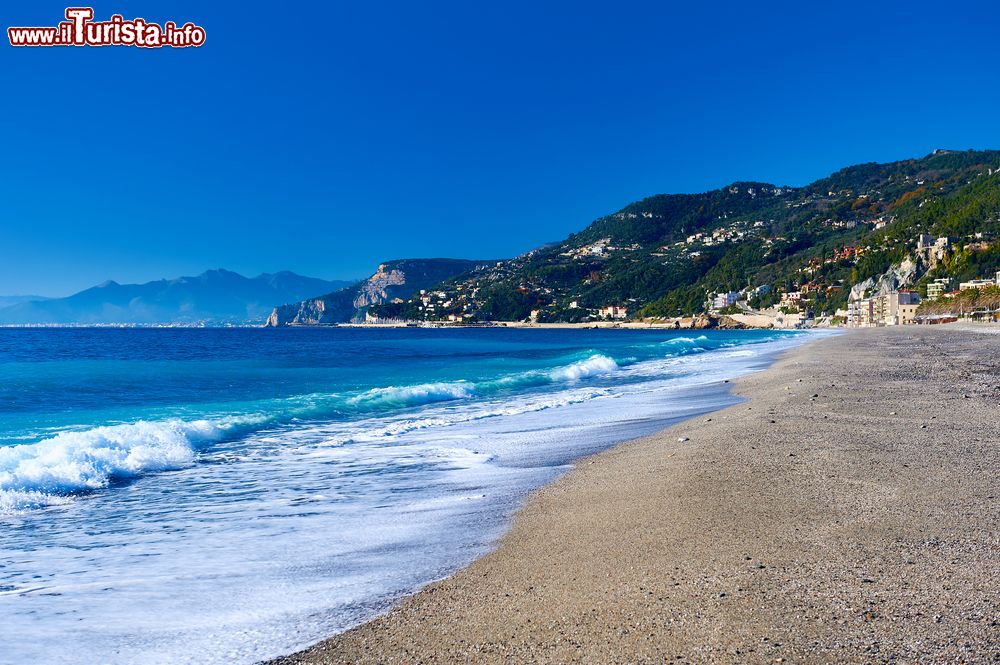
[8,8,205,48]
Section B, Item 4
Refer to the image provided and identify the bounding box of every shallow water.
[0,327,818,664]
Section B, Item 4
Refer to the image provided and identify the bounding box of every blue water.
[0,327,815,664]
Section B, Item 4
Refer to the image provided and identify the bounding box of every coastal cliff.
[267,259,489,326]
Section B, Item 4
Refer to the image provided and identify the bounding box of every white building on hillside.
[597,305,628,320]
[960,279,995,291]
[926,278,952,300]
[712,291,740,310]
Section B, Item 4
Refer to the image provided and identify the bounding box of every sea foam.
[0,329,821,665]
[0,418,241,513]
[546,353,618,381]
[0,354,618,513]
[347,382,476,408]
[346,354,619,411]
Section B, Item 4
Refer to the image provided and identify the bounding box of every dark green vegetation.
[373,149,1000,322]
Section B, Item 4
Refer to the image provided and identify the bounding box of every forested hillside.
[371,149,1000,322]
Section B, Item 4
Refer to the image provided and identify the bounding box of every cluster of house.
[413,288,476,322]
[681,220,763,248]
[596,305,628,319]
[845,272,1000,327]
[559,238,642,259]
[960,273,1000,290]
[925,272,1000,299]
[562,302,630,320]
[564,300,628,315]
[649,221,792,263]
[819,216,890,230]
[797,243,869,280]
[714,283,833,315]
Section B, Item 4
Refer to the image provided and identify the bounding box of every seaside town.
[6,0,1000,659]
[362,227,1000,329]
[711,231,1000,328]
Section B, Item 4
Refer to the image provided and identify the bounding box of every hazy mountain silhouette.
[0,270,354,324]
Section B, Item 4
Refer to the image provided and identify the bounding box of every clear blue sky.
[2,0,999,296]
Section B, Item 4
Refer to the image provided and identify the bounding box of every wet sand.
[271,326,999,663]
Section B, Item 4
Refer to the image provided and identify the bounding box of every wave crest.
[546,354,619,381]
[0,419,240,514]
[347,382,475,409]
[659,335,708,345]
[0,355,621,513]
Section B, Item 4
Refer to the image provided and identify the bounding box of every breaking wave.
[348,382,476,409]
[0,418,256,513]
[346,354,619,410]
[0,354,621,513]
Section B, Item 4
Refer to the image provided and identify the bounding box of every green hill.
[373,149,1000,323]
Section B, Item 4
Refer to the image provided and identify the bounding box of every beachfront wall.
[728,312,804,329]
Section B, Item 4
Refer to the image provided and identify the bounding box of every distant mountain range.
[267,259,492,325]
[0,295,52,310]
[0,270,355,325]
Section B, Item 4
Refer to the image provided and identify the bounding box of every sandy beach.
[272,326,999,664]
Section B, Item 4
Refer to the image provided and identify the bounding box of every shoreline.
[270,327,999,663]
[3,320,998,333]
[3,329,805,665]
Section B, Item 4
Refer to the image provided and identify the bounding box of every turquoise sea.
[0,327,816,664]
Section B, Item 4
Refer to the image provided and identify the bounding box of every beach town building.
[597,305,628,320]
[895,291,921,324]
[926,278,952,300]
[846,290,920,327]
[712,291,740,310]
[780,291,803,307]
[960,279,996,291]
[886,291,921,326]
[846,300,867,327]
